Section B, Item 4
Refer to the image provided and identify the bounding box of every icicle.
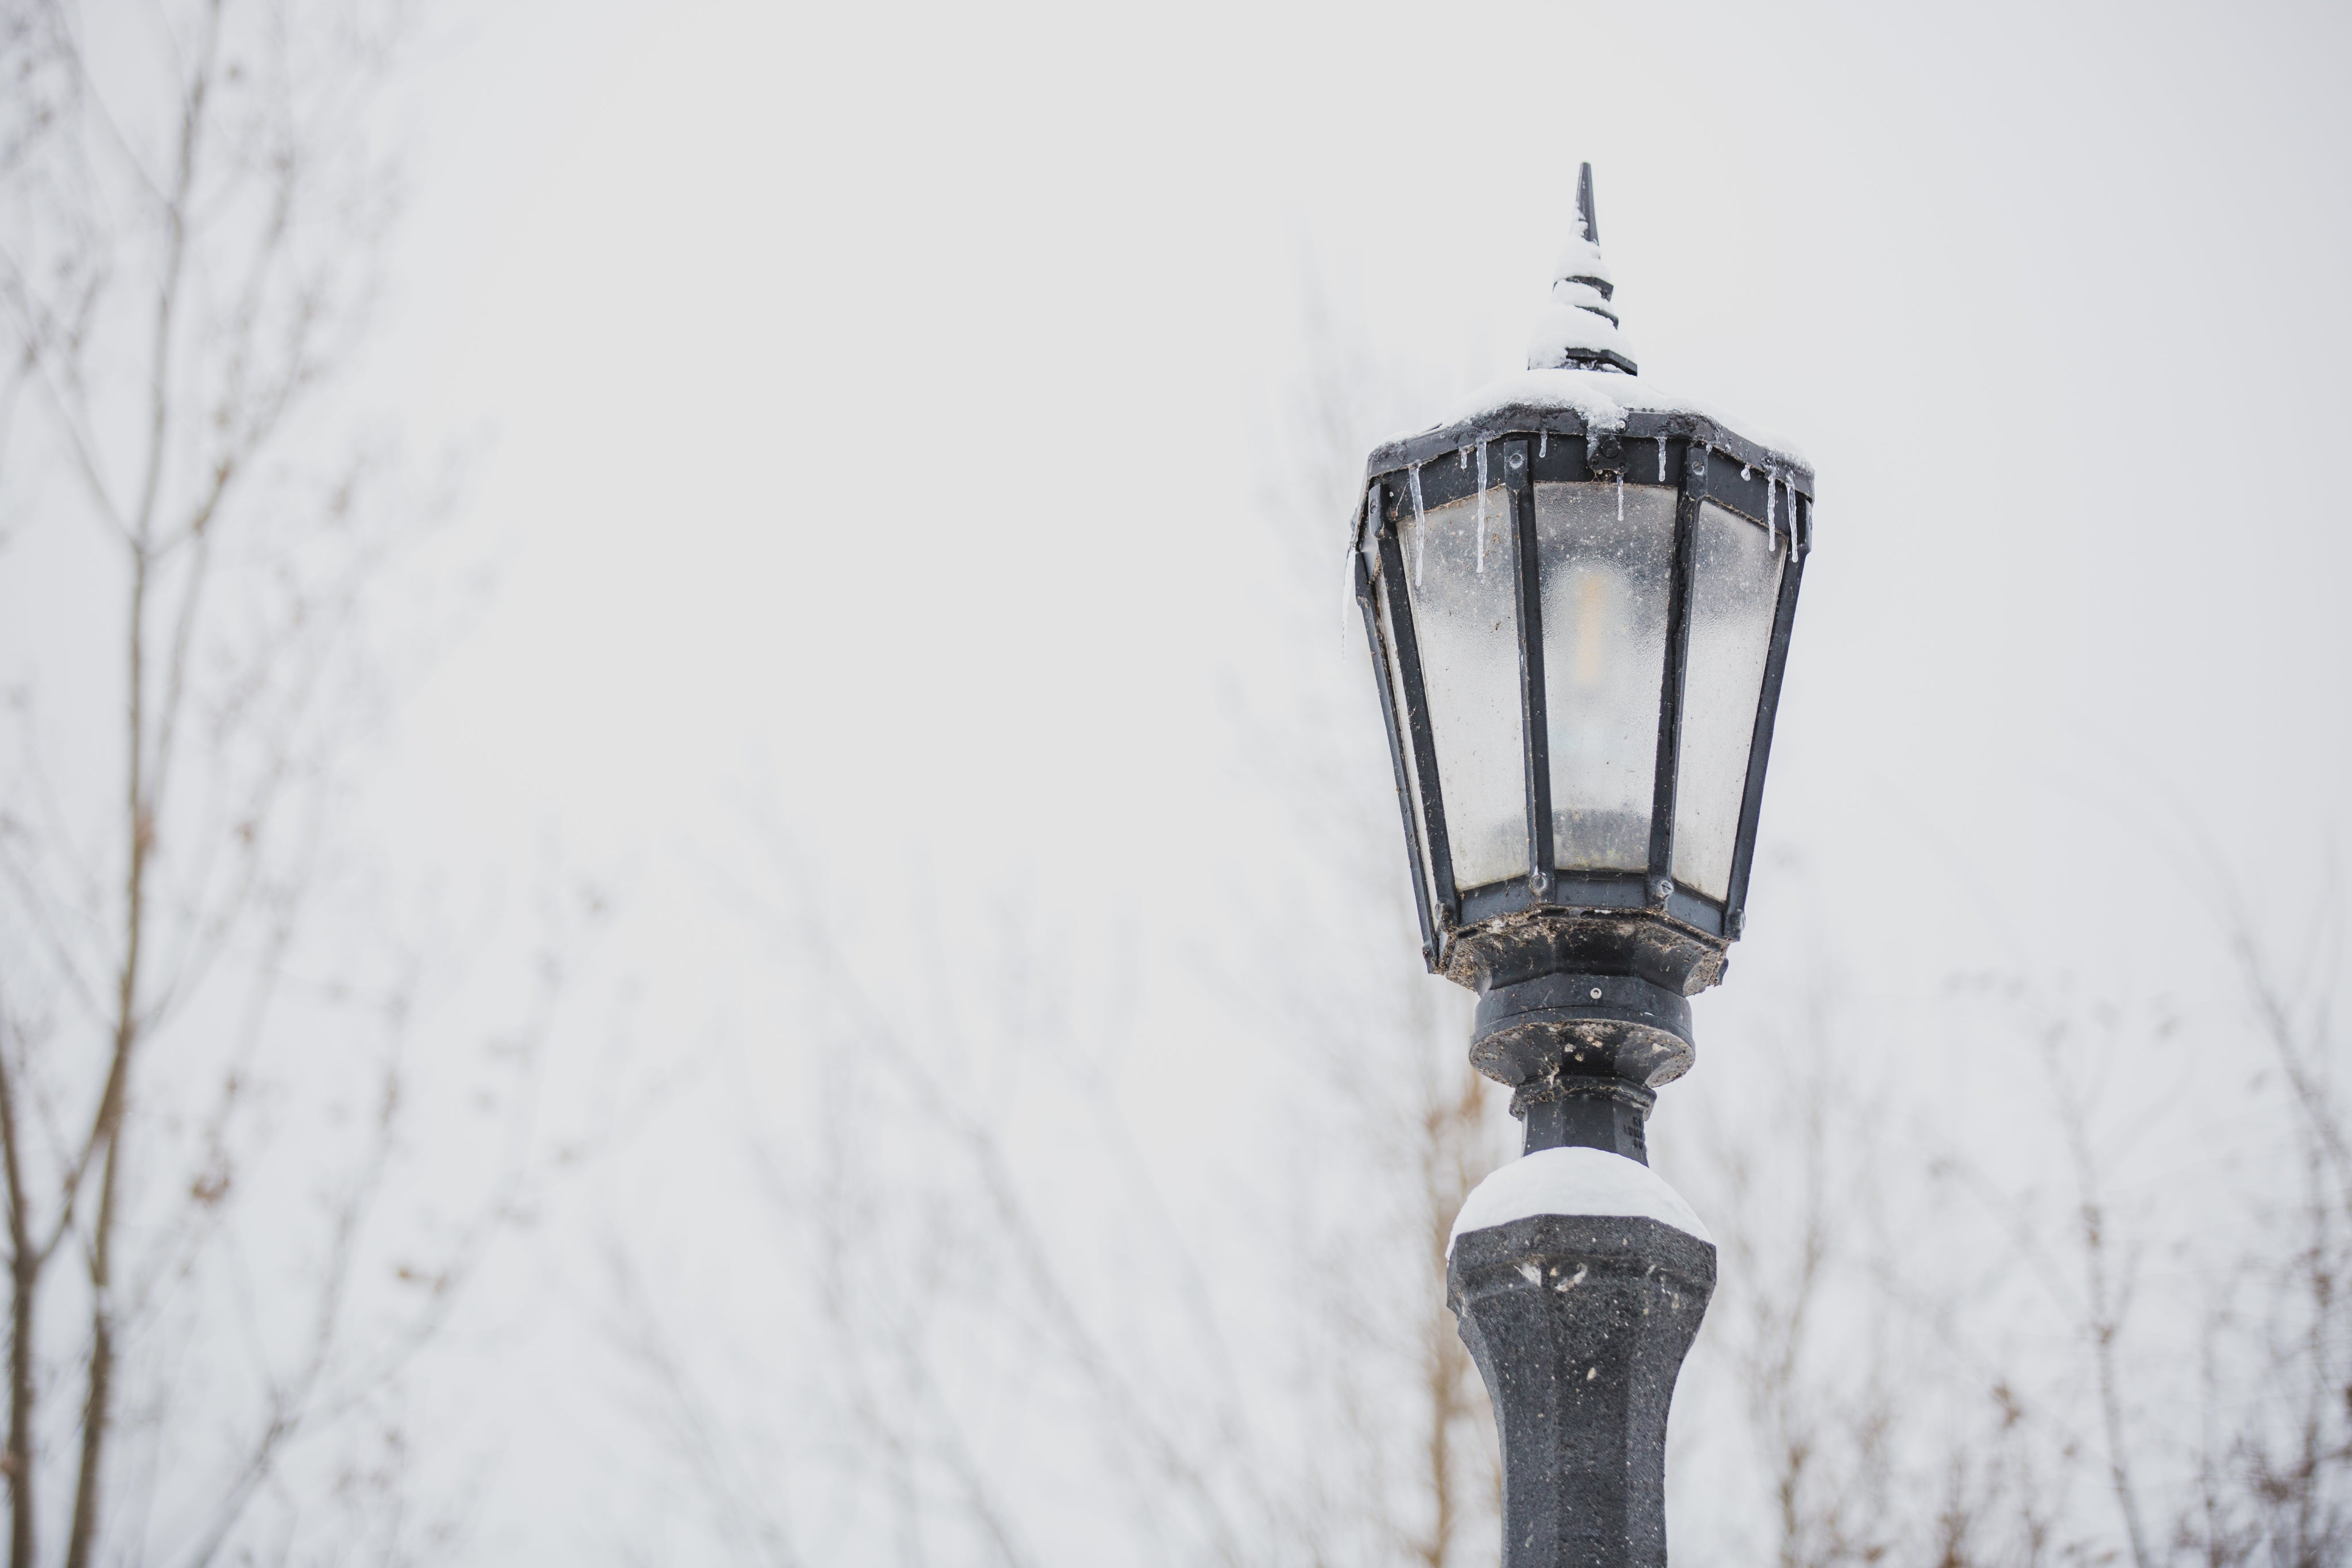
[1409,464,1428,588]
[1615,473,1624,522]
[1344,502,1367,649]
[1458,446,1469,469]
[1475,439,1490,574]
[1657,440,1666,483]
[1538,430,1548,458]
[1765,471,1778,553]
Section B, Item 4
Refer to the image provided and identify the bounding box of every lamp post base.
[1449,1209,1715,1568]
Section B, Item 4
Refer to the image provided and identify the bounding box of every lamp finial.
[1527,161,1638,376]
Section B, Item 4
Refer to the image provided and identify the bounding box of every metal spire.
[1526,162,1638,375]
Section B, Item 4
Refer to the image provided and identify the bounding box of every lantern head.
[1352,166,1810,1150]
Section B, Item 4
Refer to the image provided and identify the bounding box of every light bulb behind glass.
[1538,482,1674,873]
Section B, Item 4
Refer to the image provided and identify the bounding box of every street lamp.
[1351,165,1811,1567]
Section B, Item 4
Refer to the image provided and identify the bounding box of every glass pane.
[1672,501,1785,902]
[1537,481,1673,874]
[1376,568,1438,906]
[1401,485,1525,891]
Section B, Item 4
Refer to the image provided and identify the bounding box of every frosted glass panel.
[1672,501,1785,901]
[1402,486,1525,891]
[1537,481,1673,873]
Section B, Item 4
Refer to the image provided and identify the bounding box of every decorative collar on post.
[1526,164,1638,377]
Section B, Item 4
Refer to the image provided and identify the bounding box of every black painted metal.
[1515,1080,1653,1163]
[1408,448,1486,510]
[1457,873,1652,927]
[1538,873,1653,911]
[1662,888,1726,939]
[1514,1075,1655,1162]
[1355,509,1438,969]
[1527,427,1591,485]
[1457,880,1534,927]
[1453,881,1724,942]
[1645,443,1704,908]
[1469,971,1695,1092]
[1449,1215,1716,1568]
[1377,529,1459,943]
[1577,161,1600,250]
[1704,454,1791,525]
[1723,491,1808,935]
[1452,905,1722,1002]
[1475,971,1695,1051]
[1508,439,1554,897]
[1368,407,1808,502]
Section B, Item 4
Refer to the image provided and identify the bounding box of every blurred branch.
[0,1,576,1561]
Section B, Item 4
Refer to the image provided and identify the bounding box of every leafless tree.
[1232,269,1512,1568]
[1711,873,2352,1568]
[594,280,1512,1568]
[2177,874,2352,1565]
[1932,890,2352,1568]
[0,2,589,1562]
[597,858,1503,1568]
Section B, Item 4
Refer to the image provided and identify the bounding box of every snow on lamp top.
[1525,163,1638,377]
[1369,161,1812,478]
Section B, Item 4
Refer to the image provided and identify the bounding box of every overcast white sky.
[323,0,2352,1547]
[377,0,2352,994]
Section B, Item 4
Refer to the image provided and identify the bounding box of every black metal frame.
[1353,401,1811,975]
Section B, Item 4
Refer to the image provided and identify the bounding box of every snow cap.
[1526,163,1638,377]
[1448,1146,1712,1253]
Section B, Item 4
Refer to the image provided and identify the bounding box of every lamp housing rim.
[1364,391,1815,502]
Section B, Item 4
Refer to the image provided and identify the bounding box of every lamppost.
[1350,165,1811,1567]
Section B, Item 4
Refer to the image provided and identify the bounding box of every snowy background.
[5,0,2351,1562]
